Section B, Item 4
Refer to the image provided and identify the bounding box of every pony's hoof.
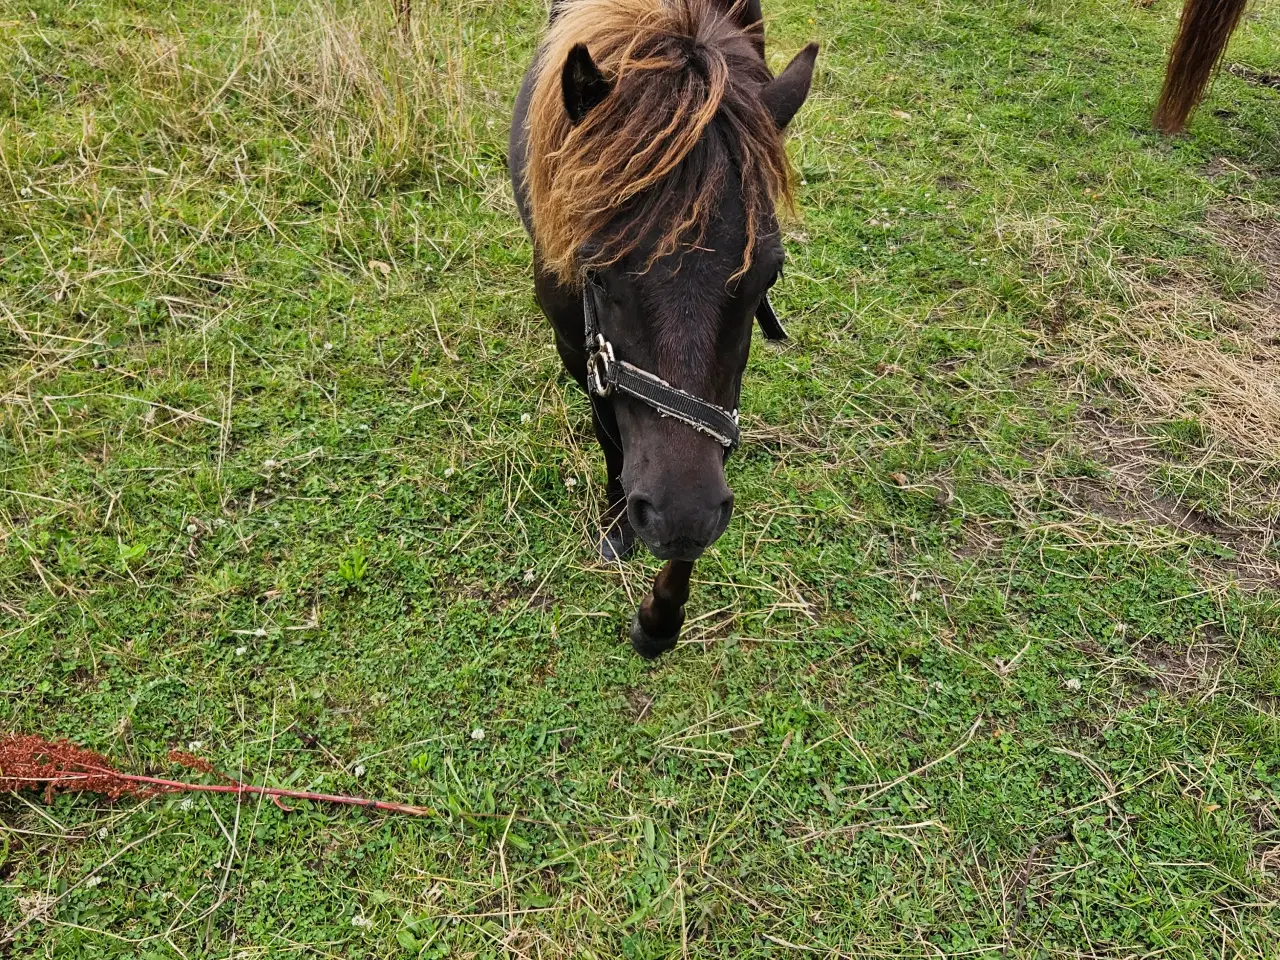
[600,525,637,562]
[630,612,680,660]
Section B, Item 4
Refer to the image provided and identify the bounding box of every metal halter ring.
[588,334,615,397]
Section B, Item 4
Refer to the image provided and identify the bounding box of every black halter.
[582,278,788,453]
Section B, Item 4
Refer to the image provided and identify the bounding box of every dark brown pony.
[1153,0,1251,133]
[508,0,817,657]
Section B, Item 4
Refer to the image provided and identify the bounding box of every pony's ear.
[761,43,818,129]
[724,0,765,56]
[561,44,612,124]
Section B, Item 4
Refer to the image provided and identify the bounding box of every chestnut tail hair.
[1153,0,1250,134]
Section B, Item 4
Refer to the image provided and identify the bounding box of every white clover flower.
[470,727,485,741]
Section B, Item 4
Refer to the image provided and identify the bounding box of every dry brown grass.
[988,198,1280,595]
[101,0,503,188]
[0,0,518,443]
[998,201,1280,460]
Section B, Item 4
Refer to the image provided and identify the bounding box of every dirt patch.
[1060,476,1199,530]
[953,521,1006,562]
[1132,638,1229,696]
[1228,63,1280,91]
[1250,802,1280,877]
[1063,423,1226,537]
[1053,416,1280,590]
[438,572,555,612]
[1201,157,1254,181]
[1253,843,1280,878]
[623,687,654,722]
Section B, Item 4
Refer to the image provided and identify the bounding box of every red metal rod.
[15,769,435,817]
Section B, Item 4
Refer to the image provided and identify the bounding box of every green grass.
[2,0,1280,955]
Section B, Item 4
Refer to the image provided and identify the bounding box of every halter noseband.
[582,277,788,453]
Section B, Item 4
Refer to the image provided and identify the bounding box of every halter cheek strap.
[582,279,788,453]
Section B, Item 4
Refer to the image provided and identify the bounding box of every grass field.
[3,0,1280,955]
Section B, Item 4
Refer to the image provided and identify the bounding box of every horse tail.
[1153,0,1250,133]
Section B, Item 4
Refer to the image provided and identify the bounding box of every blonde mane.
[524,0,793,286]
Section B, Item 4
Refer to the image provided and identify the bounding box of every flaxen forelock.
[524,0,793,286]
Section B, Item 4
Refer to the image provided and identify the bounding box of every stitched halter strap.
[581,278,787,452]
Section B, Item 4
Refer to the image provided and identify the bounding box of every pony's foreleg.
[593,406,635,561]
[630,560,693,658]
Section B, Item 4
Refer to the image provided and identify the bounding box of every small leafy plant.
[338,545,369,585]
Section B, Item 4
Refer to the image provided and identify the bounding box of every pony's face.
[588,206,783,561]
[562,41,816,562]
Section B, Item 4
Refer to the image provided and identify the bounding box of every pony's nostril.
[717,495,734,529]
[630,497,655,532]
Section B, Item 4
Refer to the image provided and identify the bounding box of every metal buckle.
[588,334,615,397]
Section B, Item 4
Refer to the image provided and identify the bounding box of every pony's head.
[526,0,817,560]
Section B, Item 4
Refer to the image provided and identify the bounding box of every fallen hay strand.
[0,733,435,817]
